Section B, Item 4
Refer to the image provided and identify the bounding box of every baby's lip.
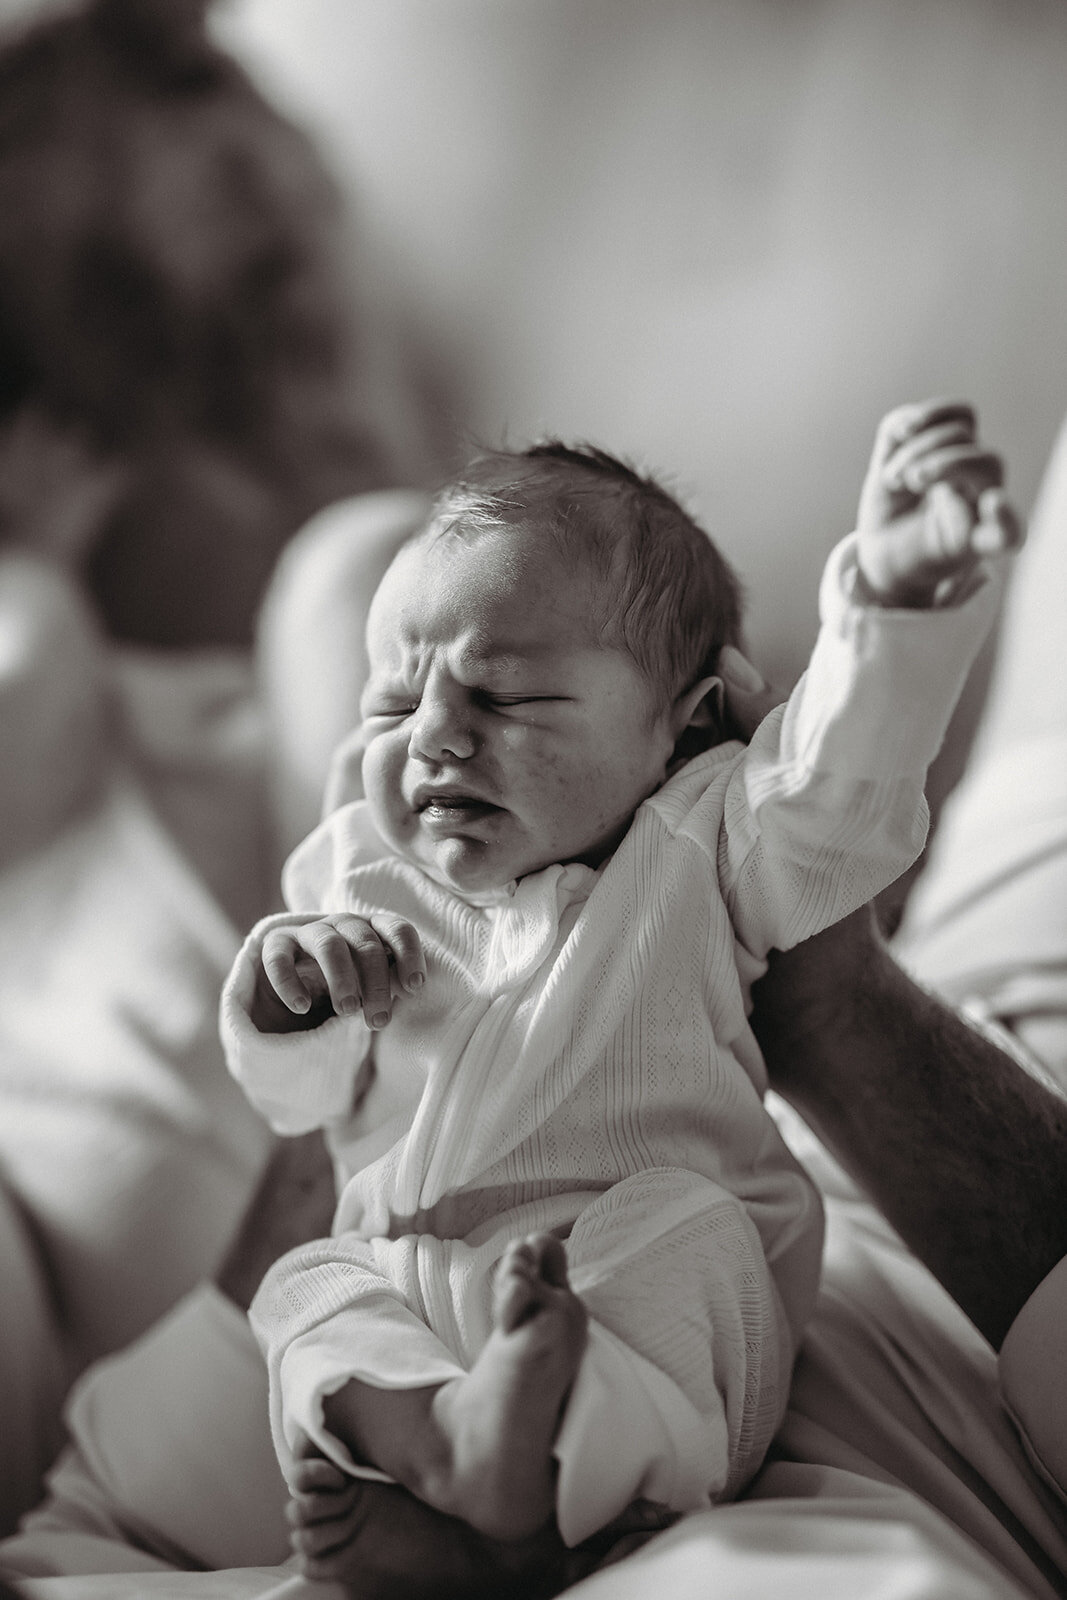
[411,784,500,815]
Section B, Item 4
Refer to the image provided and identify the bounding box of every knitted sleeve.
[717,534,1001,956]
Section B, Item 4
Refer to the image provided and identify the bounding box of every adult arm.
[750,906,1067,1352]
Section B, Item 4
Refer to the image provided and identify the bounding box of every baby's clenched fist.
[856,399,1023,607]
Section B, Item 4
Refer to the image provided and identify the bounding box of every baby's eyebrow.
[463,650,527,678]
[459,635,566,675]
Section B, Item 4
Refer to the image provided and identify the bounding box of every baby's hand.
[254,914,425,1033]
[856,399,1023,607]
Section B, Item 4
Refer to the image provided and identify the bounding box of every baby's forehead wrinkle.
[369,522,617,680]
[368,604,532,687]
[439,629,540,685]
[365,616,428,683]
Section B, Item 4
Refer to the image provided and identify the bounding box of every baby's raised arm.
[856,399,1023,607]
[251,914,425,1034]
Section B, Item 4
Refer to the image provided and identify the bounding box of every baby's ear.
[670,674,725,763]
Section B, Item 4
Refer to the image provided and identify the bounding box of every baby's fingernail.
[719,647,765,692]
[291,994,310,1014]
[407,971,424,990]
[370,1010,390,1029]
[339,995,359,1016]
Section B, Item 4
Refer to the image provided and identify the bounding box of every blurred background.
[3,0,1067,719]
[214,0,1067,689]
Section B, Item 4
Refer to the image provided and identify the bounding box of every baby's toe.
[493,1240,543,1329]
[288,1488,342,1529]
[292,1519,342,1559]
[527,1232,570,1288]
[291,1455,348,1495]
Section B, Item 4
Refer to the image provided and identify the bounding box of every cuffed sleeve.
[716,533,1000,957]
[276,1301,465,1484]
[798,532,1001,781]
[553,1320,722,1545]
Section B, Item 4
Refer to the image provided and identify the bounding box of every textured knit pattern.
[222,534,998,1544]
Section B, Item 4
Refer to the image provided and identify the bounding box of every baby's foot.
[287,1451,363,1578]
[289,1454,461,1597]
[288,1441,587,1599]
[431,1232,587,1540]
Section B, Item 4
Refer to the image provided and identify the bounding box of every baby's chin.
[411,835,522,899]
[408,825,573,899]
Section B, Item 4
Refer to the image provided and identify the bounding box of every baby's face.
[359,524,680,895]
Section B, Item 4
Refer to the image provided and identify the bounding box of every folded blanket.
[0,580,275,1375]
[0,771,272,1370]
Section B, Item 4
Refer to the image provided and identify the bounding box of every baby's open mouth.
[416,793,499,825]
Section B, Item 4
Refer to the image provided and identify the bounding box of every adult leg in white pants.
[895,415,1067,1082]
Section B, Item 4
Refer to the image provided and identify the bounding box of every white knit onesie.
[222,535,998,1544]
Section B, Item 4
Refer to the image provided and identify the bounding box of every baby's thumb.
[973,487,1025,556]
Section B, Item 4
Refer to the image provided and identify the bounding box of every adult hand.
[214,1132,336,1312]
[283,1434,666,1598]
[752,899,1067,1348]
[322,727,365,817]
[717,644,783,742]
[0,407,129,565]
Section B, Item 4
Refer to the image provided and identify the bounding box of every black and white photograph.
[0,4,1064,1598]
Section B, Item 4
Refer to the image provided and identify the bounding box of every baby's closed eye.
[478,692,569,710]
[364,701,418,720]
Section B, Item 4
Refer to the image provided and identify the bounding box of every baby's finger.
[336,917,393,1029]
[899,443,1003,498]
[883,418,976,492]
[870,399,975,470]
[298,920,366,1018]
[373,915,425,994]
[261,930,318,1015]
[974,487,1025,555]
[926,481,975,563]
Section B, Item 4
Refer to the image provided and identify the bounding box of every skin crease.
[358,524,713,897]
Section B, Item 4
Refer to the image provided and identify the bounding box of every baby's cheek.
[500,726,619,832]
[499,722,557,785]
[499,721,533,753]
[363,737,408,829]
[542,750,614,830]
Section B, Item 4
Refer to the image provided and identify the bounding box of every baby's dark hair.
[425,440,744,703]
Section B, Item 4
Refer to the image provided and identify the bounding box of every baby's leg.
[322,1233,587,1543]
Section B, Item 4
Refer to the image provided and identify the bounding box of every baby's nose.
[408,691,476,761]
